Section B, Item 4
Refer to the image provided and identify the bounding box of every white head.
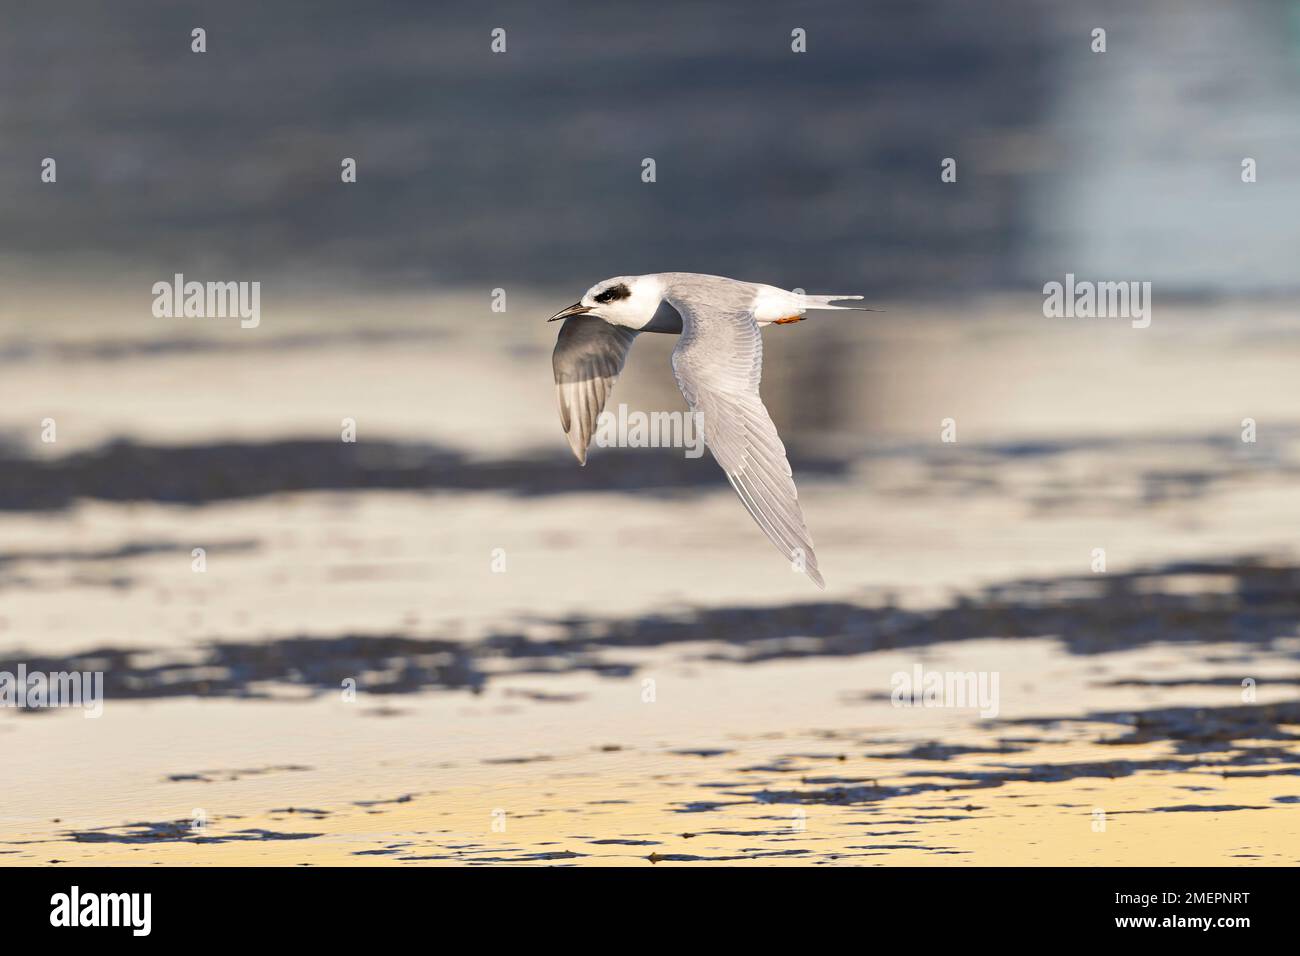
[549,275,665,330]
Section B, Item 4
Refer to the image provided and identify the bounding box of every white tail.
[753,286,880,323]
[803,294,875,311]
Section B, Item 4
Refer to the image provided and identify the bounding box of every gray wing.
[670,300,825,589]
[552,315,639,465]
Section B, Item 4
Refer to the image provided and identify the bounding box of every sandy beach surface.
[2,289,1299,865]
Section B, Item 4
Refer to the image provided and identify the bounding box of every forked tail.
[802,294,878,311]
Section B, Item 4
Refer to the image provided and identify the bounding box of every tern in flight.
[549,272,868,590]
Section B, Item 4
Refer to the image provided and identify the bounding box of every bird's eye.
[593,283,630,305]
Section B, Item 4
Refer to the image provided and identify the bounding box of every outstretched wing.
[552,315,639,464]
[669,300,825,589]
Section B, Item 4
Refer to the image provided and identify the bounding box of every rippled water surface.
[2,293,1298,865]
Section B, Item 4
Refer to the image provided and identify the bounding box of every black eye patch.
[593,283,631,304]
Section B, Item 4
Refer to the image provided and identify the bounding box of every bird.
[549,272,869,589]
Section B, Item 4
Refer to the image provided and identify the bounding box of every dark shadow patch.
[503,689,587,703]
[5,557,1300,703]
[164,765,312,783]
[646,849,810,863]
[67,820,321,844]
[1148,804,1272,813]
[670,748,732,758]
[0,438,847,511]
[869,741,1029,761]
[1098,676,1300,689]
[353,794,418,807]
[1008,703,1300,750]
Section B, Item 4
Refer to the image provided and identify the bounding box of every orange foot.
[773,314,805,325]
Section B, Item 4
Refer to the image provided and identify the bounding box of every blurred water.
[0,0,1113,293]
[1026,0,1300,293]
[3,0,1300,868]
[6,1,1295,296]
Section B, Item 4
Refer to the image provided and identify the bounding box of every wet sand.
[2,292,1299,865]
